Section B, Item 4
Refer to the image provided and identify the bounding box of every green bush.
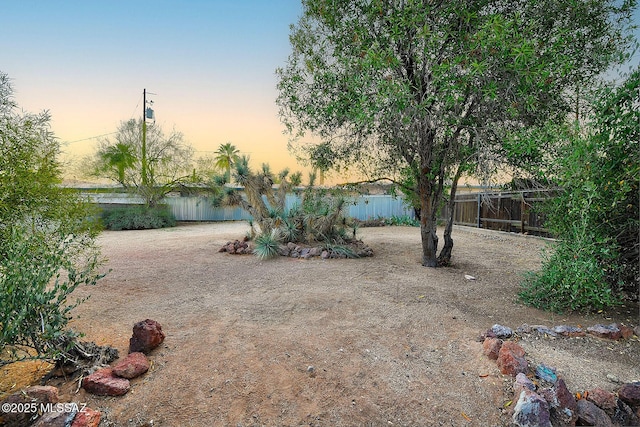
[520,68,639,312]
[0,225,104,364]
[101,205,176,230]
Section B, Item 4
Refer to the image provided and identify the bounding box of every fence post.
[476,193,482,229]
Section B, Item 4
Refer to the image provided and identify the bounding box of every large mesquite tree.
[276,0,635,267]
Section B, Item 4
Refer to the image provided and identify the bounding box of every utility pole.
[141,89,149,186]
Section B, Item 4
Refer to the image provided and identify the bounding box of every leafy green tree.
[87,118,194,206]
[277,0,635,267]
[214,142,240,181]
[520,67,639,312]
[0,72,104,364]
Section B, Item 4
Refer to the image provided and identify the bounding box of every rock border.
[481,323,640,426]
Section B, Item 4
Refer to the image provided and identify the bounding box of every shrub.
[0,225,105,365]
[520,68,639,311]
[101,205,176,230]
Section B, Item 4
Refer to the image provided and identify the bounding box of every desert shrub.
[101,205,176,230]
[219,159,355,259]
[520,68,639,312]
[385,215,419,227]
[0,225,104,365]
[0,72,105,364]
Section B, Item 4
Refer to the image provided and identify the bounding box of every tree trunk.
[419,175,438,267]
[437,165,463,266]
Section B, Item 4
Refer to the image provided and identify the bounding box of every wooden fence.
[449,190,555,236]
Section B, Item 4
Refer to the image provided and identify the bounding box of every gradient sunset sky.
[2,1,639,183]
[3,0,306,177]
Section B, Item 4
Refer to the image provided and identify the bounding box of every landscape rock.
[619,324,634,339]
[32,409,77,427]
[71,408,101,427]
[619,382,640,407]
[0,385,59,427]
[586,388,617,411]
[552,325,585,337]
[535,364,558,384]
[611,399,640,426]
[277,245,290,256]
[491,324,513,339]
[320,250,329,259]
[634,325,640,337]
[540,379,577,427]
[576,399,613,427]
[512,389,552,427]
[482,337,503,360]
[587,324,622,340]
[112,352,150,379]
[532,325,558,337]
[82,368,130,396]
[497,341,528,376]
[514,373,536,397]
[129,319,165,353]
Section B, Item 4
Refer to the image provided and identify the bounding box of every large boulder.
[129,319,165,354]
[82,368,130,396]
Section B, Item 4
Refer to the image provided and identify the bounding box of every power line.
[64,132,118,144]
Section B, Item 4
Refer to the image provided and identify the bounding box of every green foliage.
[101,205,176,230]
[0,72,104,364]
[520,68,639,311]
[218,158,354,259]
[253,230,282,260]
[277,0,636,267]
[85,118,194,206]
[0,226,104,365]
[385,215,420,227]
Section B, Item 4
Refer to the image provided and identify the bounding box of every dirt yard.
[48,223,640,426]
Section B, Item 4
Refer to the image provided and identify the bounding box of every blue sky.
[2,1,304,175]
[2,1,639,180]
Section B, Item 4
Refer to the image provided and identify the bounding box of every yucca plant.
[253,229,282,260]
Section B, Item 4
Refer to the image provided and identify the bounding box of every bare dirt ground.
[45,223,640,426]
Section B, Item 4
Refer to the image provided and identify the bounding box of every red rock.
[552,325,586,337]
[618,324,634,339]
[497,341,528,376]
[587,324,622,340]
[482,337,503,360]
[0,385,60,427]
[129,319,165,354]
[71,408,101,427]
[586,388,617,411]
[82,368,130,396]
[618,382,640,407]
[112,352,150,379]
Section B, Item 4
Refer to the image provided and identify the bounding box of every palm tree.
[99,143,136,186]
[214,142,240,181]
